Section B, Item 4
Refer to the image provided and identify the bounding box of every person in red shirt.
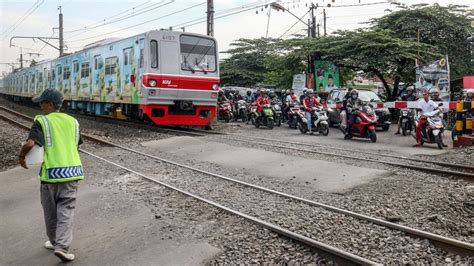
[302,89,322,134]
[255,90,271,122]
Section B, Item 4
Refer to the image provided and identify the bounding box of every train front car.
[140,31,219,127]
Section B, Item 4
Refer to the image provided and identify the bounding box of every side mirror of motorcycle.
[335,98,340,102]
[438,103,443,106]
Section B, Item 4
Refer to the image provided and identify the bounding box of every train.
[0,30,220,127]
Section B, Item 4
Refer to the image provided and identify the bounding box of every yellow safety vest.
[35,113,84,183]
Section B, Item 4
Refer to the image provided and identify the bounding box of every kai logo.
[162,80,172,85]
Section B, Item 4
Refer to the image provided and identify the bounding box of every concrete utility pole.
[323,9,327,36]
[20,52,23,68]
[207,0,214,36]
[59,6,64,56]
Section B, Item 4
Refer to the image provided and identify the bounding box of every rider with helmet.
[302,89,322,134]
[244,90,253,103]
[217,90,228,105]
[395,86,418,134]
[431,90,442,102]
[256,90,271,121]
[345,89,363,137]
[299,88,308,103]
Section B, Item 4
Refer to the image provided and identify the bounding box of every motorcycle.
[218,101,233,123]
[234,99,248,122]
[297,106,330,136]
[287,103,302,129]
[271,100,283,127]
[339,105,377,142]
[399,108,414,136]
[253,104,274,129]
[412,108,446,149]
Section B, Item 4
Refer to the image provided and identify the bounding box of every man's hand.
[19,156,28,169]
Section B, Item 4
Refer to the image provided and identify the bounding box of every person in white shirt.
[414,90,440,146]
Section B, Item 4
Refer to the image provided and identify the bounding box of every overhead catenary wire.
[66,2,206,44]
[277,9,311,39]
[64,0,173,35]
[1,0,45,40]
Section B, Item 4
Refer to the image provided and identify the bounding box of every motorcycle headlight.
[274,105,280,110]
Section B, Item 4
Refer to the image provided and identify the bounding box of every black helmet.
[246,90,252,96]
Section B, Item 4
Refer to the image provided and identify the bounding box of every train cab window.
[81,62,90,78]
[63,66,71,79]
[105,57,118,75]
[150,40,158,68]
[180,35,216,72]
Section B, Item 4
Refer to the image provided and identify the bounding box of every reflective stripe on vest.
[48,166,83,179]
[40,115,52,147]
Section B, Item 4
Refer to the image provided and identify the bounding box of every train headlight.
[212,84,219,90]
[148,79,157,87]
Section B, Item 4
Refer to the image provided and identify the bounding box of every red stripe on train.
[142,74,220,90]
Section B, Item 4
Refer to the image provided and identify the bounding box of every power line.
[1,0,39,36]
[277,9,311,39]
[67,2,206,44]
[64,0,172,35]
[1,0,45,40]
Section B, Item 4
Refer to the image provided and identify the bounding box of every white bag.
[26,144,44,167]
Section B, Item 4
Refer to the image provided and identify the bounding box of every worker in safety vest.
[18,88,83,262]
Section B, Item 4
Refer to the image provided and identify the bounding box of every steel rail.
[185,127,474,172]
[5,104,470,175]
[2,112,473,256]
[0,113,377,265]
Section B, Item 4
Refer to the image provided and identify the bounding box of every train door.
[133,38,144,104]
[104,56,118,102]
[122,47,132,100]
[71,60,79,98]
[92,55,103,100]
[55,64,62,91]
[63,66,71,97]
[159,39,179,99]
[80,62,90,98]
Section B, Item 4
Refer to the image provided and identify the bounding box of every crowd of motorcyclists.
[216,86,473,149]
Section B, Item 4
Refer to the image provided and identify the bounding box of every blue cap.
[32,89,64,105]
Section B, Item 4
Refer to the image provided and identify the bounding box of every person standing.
[18,89,83,262]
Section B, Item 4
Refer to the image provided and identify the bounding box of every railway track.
[1,107,473,264]
[2,104,471,180]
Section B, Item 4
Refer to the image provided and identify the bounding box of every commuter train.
[0,30,220,126]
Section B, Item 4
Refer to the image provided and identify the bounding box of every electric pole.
[59,6,64,56]
[207,0,214,36]
[20,51,23,68]
[323,9,327,36]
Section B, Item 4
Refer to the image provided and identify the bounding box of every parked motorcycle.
[218,101,233,123]
[253,104,274,129]
[287,103,302,129]
[339,105,377,142]
[412,108,446,149]
[234,99,248,122]
[271,100,283,127]
[399,108,414,136]
[297,107,330,135]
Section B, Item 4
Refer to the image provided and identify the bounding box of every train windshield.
[180,35,216,73]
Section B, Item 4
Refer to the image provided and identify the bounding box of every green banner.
[314,60,340,93]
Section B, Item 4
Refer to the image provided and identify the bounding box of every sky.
[1,0,473,76]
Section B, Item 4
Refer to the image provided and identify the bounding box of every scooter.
[399,108,414,136]
[340,105,378,142]
[297,107,330,135]
[254,104,274,129]
[234,99,248,122]
[218,101,233,123]
[271,100,283,127]
[287,103,302,129]
[412,109,446,149]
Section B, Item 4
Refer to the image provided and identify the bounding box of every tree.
[220,38,276,87]
[287,29,439,100]
[375,4,474,82]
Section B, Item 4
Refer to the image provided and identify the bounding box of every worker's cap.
[32,89,64,105]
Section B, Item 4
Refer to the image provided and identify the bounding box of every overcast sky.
[1,0,473,75]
